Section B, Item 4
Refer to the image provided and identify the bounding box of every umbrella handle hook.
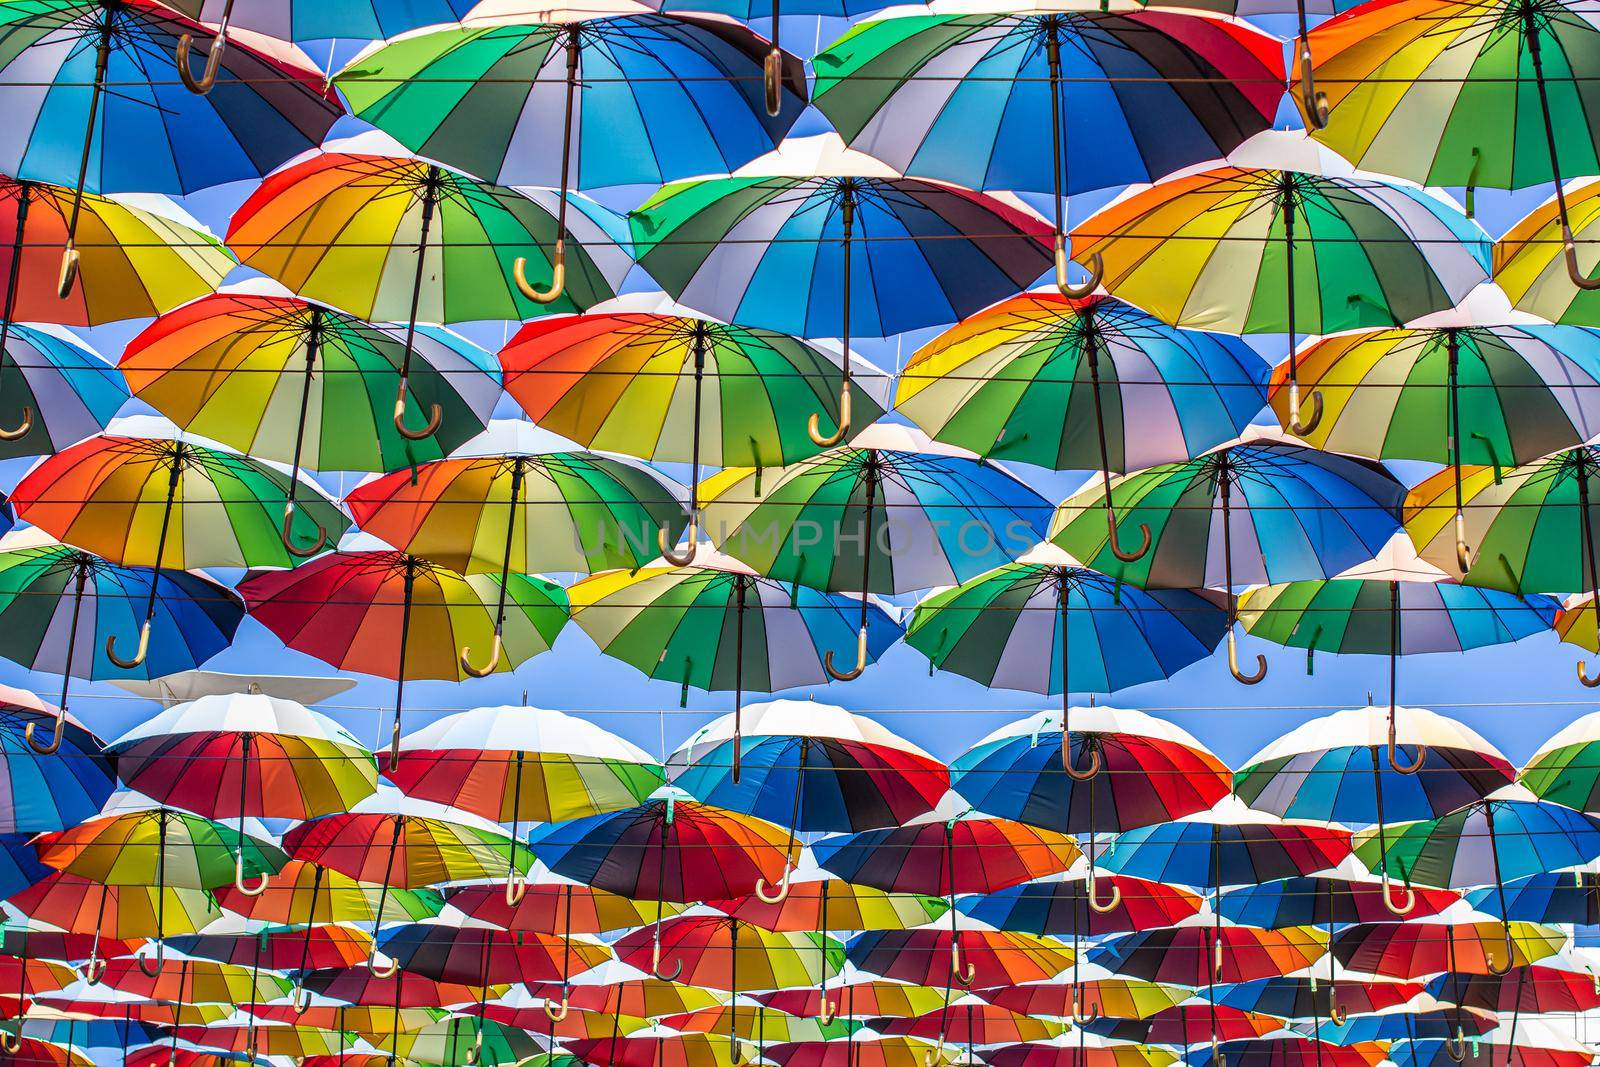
[1105,508,1150,564]
[1287,380,1324,437]
[950,938,976,986]
[57,243,79,300]
[658,514,697,566]
[393,384,442,442]
[1388,715,1427,774]
[1579,657,1600,687]
[106,621,151,669]
[23,709,63,755]
[1227,631,1267,685]
[808,384,851,449]
[234,854,268,897]
[1486,927,1515,975]
[0,407,32,443]
[1071,987,1100,1026]
[1454,512,1474,574]
[79,954,105,986]
[1445,1027,1468,1063]
[281,501,328,559]
[824,627,868,682]
[460,633,504,679]
[176,31,225,95]
[514,244,567,305]
[651,938,683,981]
[1563,223,1600,290]
[137,939,165,978]
[1064,731,1102,781]
[369,953,399,979]
[764,48,784,117]
[1055,239,1102,300]
[1380,871,1415,916]
[1298,44,1329,130]
[544,992,570,1022]
[0,1028,17,1053]
[1327,1000,1346,1027]
[505,866,528,906]
[1087,872,1121,914]
[818,998,837,1025]
[755,863,793,904]
[464,1025,484,1065]
[291,982,313,1016]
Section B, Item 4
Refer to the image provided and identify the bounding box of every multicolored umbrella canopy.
[1098,801,1354,890]
[334,2,806,189]
[377,923,611,985]
[227,152,632,324]
[707,866,951,932]
[1088,925,1328,985]
[0,685,116,833]
[120,291,503,476]
[959,874,1205,934]
[1496,179,1600,323]
[0,179,234,326]
[615,914,844,990]
[897,294,1268,474]
[211,858,443,925]
[1331,920,1567,978]
[448,881,686,934]
[9,870,222,940]
[668,699,948,833]
[1465,871,1600,925]
[1424,964,1600,1014]
[500,306,891,469]
[847,925,1078,988]
[1519,710,1600,811]
[1208,976,1428,1021]
[811,5,1283,197]
[33,800,286,890]
[0,323,125,458]
[568,560,903,705]
[701,426,1054,596]
[343,443,689,576]
[187,0,478,40]
[1217,875,1460,927]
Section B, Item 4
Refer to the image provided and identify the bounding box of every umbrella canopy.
[284,795,533,889]
[707,869,951,932]
[811,4,1282,197]
[212,858,444,925]
[1497,178,1600,323]
[376,924,611,985]
[1425,965,1600,1014]
[1465,871,1600,924]
[614,914,843,991]
[1098,803,1353,890]
[876,1003,1065,1045]
[848,926,1077,988]
[1519,710,1600,811]
[982,979,1190,1022]
[1208,976,1427,1021]
[811,810,1081,896]
[1217,876,1460,927]
[227,152,632,323]
[897,294,1268,474]
[1090,926,1328,985]
[33,803,286,890]
[959,875,1205,934]
[0,324,125,458]
[446,882,685,934]
[761,982,954,1019]
[0,686,116,833]
[8,872,222,939]
[1331,921,1565,978]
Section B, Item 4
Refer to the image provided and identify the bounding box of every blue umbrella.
[0,692,115,834]
[191,0,479,41]
[0,325,126,458]
[1464,872,1600,925]
[0,834,50,901]
[1208,977,1429,1023]
[1293,1012,1497,1045]
[1217,877,1459,929]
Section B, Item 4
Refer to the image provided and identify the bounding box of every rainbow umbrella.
[1300,0,1600,297]
[877,1002,1065,1045]
[959,875,1204,935]
[985,1041,1178,1067]
[1194,1038,1386,1067]
[343,434,689,581]
[0,1037,92,1067]
[1078,1004,1284,1045]
[1331,921,1565,979]
[166,925,370,972]
[567,1030,749,1067]
[1465,871,1600,925]
[501,308,890,476]
[446,882,685,935]
[568,559,903,726]
[982,979,1191,1023]
[707,864,950,933]
[0,685,116,832]
[1390,1022,1598,1067]
[1426,964,1600,1015]
[1052,434,1406,685]
[0,532,244,758]
[0,835,54,906]
[0,323,124,456]
[106,692,379,902]
[212,859,444,927]
[615,914,843,991]
[848,925,1077,989]
[660,1003,856,1044]
[1519,710,1600,811]
[335,5,805,188]
[1497,179,1600,322]
[1208,977,1427,1022]
[12,433,347,667]
[186,0,477,40]
[0,0,339,295]
[371,1015,539,1064]
[299,964,505,1008]
[760,981,954,1020]
[811,4,1282,295]
[240,550,568,762]
[897,294,1265,555]
[632,135,1053,441]
[524,976,723,1018]
[1070,137,1492,433]
[376,924,610,986]
[226,154,632,375]
[1218,877,1460,928]
[1090,926,1328,986]
[0,178,232,326]
[121,292,501,552]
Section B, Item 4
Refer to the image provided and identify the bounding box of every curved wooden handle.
[764,48,783,117]
[393,385,442,441]
[106,621,151,670]
[282,501,328,559]
[1227,631,1267,685]
[514,243,566,304]
[460,633,504,679]
[824,627,868,682]
[57,243,79,300]
[1287,381,1324,436]
[658,516,697,566]
[1299,46,1329,130]
[176,31,225,95]
[1055,237,1103,300]
[24,710,63,756]
[808,386,851,448]
[0,406,33,442]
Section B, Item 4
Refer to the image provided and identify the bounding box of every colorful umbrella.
[1465,871,1600,924]
[240,550,568,761]
[615,914,842,991]
[1519,709,1600,810]
[0,323,124,455]
[959,874,1204,934]
[707,866,950,933]
[1208,977,1427,1022]
[376,924,610,986]
[631,136,1053,442]
[898,293,1265,556]
[343,439,689,581]
[212,859,444,926]
[335,3,806,187]
[568,559,903,728]
[1070,137,1492,432]
[0,685,116,832]
[6,872,221,980]
[982,979,1191,1023]
[1051,434,1407,683]
[0,532,245,758]
[1218,876,1460,928]
[1090,926,1328,986]
[985,1041,1178,1067]
[12,434,347,666]
[877,1002,1065,1045]
[760,981,954,1020]
[847,925,1077,989]
[371,1014,539,1064]
[0,0,339,294]
[567,1030,749,1067]
[186,0,478,41]
[1497,178,1600,322]
[1426,965,1600,1014]
[812,4,1282,295]
[227,154,632,389]
[121,291,502,552]
[1331,921,1565,979]
[446,882,684,935]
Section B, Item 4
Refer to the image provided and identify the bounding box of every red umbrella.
[877,1003,1067,1044]
[847,927,1077,989]
[299,965,501,1008]
[445,882,669,934]
[568,1033,746,1067]
[1105,1004,1285,1045]
[614,914,837,991]
[1331,922,1563,979]
[376,925,610,986]
[1090,926,1327,985]
[1430,965,1600,1014]
[961,874,1204,934]
[167,925,370,971]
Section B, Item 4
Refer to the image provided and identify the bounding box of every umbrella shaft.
[0,184,28,363]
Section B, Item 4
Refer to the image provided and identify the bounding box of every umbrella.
[500,307,891,478]
[906,554,1230,712]
[1050,433,1407,684]
[106,692,379,897]
[568,558,903,733]
[212,859,444,926]
[343,438,689,581]
[0,178,233,327]
[12,434,348,666]
[877,1002,1064,1045]
[1426,965,1600,1014]
[1390,1020,1597,1067]
[300,964,504,1008]
[760,981,954,1020]
[240,550,569,761]
[568,1030,749,1067]
[1208,976,1427,1022]
[0,684,116,831]
[1465,871,1600,924]
[1301,0,1600,297]
[631,135,1054,442]
[1331,921,1565,979]
[707,865,951,933]
[849,925,1077,989]
[1090,925,1328,986]
[897,294,1266,557]
[0,323,124,455]
[1079,1003,1284,1045]
[0,532,244,757]
[121,291,502,554]
[959,874,1204,934]
[1520,709,1600,811]
[446,882,685,934]
[1497,179,1600,322]
[227,152,630,438]
[985,1042,1177,1067]
[0,0,340,293]
[166,924,370,972]
[186,0,478,41]
[376,924,610,985]
[1194,1038,1386,1067]
[811,3,1282,295]
[372,1014,539,1064]
[982,979,1190,1023]
[334,1,806,188]
[1218,876,1460,927]
[1070,136,1492,434]
[614,914,843,991]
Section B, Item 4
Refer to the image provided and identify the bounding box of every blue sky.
[10,26,1597,778]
